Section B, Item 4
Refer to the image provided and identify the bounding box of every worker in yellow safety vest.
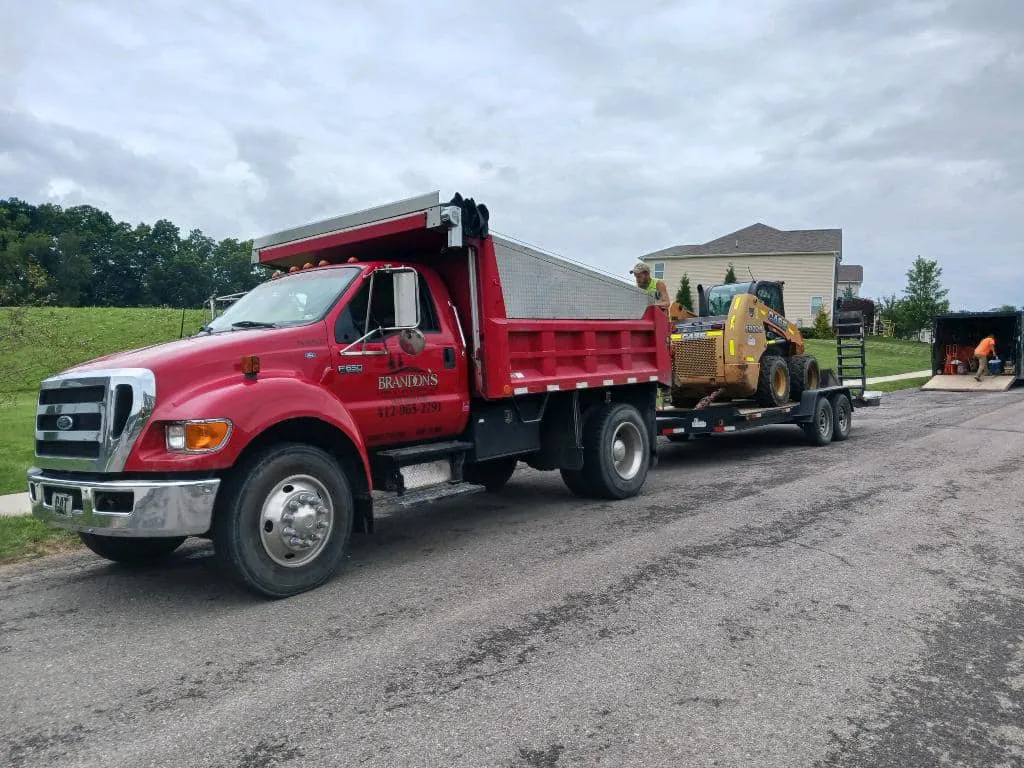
[631,262,669,309]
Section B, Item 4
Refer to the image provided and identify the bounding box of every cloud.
[0,0,1020,309]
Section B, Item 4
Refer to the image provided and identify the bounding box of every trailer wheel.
[464,457,518,492]
[78,533,186,564]
[789,355,820,400]
[802,397,835,446]
[830,393,852,441]
[579,403,650,499]
[756,356,791,407]
[213,442,353,599]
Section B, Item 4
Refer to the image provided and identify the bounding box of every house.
[837,264,863,298]
[641,222,859,327]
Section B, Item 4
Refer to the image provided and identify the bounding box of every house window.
[810,296,824,315]
[652,262,665,279]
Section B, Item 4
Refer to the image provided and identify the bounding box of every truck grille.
[34,369,156,472]
[672,338,723,379]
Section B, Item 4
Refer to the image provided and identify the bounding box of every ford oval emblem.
[56,415,74,431]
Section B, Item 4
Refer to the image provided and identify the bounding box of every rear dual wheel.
[561,403,650,500]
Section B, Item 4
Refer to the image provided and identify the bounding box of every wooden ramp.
[921,375,1016,392]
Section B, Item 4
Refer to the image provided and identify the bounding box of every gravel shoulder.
[2,388,1023,768]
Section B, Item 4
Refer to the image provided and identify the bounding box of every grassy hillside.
[0,306,208,395]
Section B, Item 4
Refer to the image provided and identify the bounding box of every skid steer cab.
[668,279,820,409]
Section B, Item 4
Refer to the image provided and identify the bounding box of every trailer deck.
[655,372,879,445]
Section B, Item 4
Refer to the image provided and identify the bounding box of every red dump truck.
[28,191,863,597]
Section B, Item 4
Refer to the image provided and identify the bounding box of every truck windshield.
[204,268,360,333]
[706,282,753,316]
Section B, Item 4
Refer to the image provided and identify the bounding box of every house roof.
[644,222,842,260]
[837,264,863,283]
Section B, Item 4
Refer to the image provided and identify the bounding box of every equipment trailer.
[656,371,877,448]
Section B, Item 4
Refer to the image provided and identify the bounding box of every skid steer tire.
[579,403,650,500]
[789,355,820,401]
[756,356,791,407]
[669,388,700,409]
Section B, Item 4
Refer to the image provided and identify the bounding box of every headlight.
[165,419,232,453]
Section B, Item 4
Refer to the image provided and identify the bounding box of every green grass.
[0,393,35,495]
[0,515,81,566]
[869,376,931,393]
[0,306,208,394]
[805,337,932,379]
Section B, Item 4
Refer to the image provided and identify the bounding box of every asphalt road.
[3,388,1024,768]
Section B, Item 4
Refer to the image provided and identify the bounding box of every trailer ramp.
[921,375,1015,392]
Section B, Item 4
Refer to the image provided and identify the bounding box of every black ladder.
[834,309,867,393]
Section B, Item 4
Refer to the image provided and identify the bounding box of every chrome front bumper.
[27,469,220,537]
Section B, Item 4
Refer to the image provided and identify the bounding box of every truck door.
[329,268,469,448]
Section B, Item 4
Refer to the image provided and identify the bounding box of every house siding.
[652,253,839,327]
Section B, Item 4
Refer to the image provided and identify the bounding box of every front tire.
[579,403,651,500]
[213,443,354,599]
[78,533,185,564]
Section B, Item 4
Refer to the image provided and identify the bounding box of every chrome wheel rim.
[611,422,644,480]
[259,474,333,568]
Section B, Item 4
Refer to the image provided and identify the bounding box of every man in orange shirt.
[974,334,997,381]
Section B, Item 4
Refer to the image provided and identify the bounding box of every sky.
[1,0,1021,310]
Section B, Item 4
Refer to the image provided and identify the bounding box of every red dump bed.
[252,192,670,401]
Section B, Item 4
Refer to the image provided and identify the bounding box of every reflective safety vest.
[641,280,659,296]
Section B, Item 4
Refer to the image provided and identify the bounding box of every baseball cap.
[630,262,650,274]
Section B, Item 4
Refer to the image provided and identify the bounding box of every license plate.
[53,492,74,516]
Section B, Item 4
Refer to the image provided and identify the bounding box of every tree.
[812,306,834,339]
[842,285,855,299]
[0,197,265,309]
[901,256,949,335]
[724,263,737,284]
[675,273,694,311]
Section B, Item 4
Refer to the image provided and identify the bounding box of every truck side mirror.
[392,270,420,329]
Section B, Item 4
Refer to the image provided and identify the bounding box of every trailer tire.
[789,355,820,400]
[830,393,852,441]
[78,533,186,564]
[213,442,353,599]
[464,457,518,492]
[579,402,650,500]
[802,397,834,446]
[756,356,791,407]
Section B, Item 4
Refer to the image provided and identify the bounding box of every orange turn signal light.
[185,421,231,451]
[241,354,260,378]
